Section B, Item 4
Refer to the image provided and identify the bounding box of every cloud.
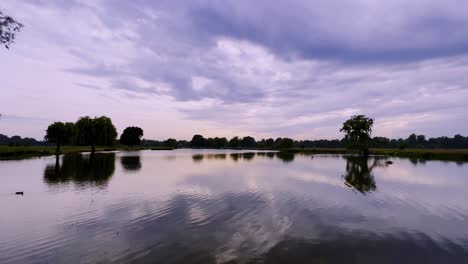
[1,0,468,139]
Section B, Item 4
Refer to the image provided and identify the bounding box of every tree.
[265,138,275,149]
[228,136,240,148]
[340,115,374,155]
[45,122,76,153]
[190,134,206,148]
[0,11,23,49]
[407,133,417,147]
[163,138,178,148]
[276,137,294,149]
[76,116,117,153]
[120,126,144,146]
[240,136,256,148]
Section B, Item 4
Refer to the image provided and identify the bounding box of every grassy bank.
[0,145,153,160]
[285,148,468,162]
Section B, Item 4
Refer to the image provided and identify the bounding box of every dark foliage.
[0,11,23,49]
[75,116,117,152]
[163,138,179,148]
[190,134,206,148]
[45,122,76,153]
[340,115,374,154]
[120,126,144,146]
[0,134,45,146]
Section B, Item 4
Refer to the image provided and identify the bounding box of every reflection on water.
[120,155,142,171]
[2,150,468,263]
[275,151,295,163]
[342,156,382,194]
[44,153,115,187]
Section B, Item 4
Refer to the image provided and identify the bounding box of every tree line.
[41,116,142,153]
[141,133,468,150]
[1,115,468,151]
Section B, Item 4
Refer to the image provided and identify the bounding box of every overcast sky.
[1,0,468,140]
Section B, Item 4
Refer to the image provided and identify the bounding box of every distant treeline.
[0,134,47,146]
[142,134,468,149]
[2,132,468,150]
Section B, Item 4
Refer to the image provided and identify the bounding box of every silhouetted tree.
[276,137,294,149]
[45,122,76,153]
[75,116,117,153]
[120,126,144,146]
[0,11,23,49]
[265,138,275,149]
[190,134,206,148]
[340,115,374,155]
[240,136,256,148]
[407,133,418,147]
[163,138,178,148]
[228,136,241,148]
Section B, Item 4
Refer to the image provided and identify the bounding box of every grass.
[0,145,151,160]
[285,148,468,162]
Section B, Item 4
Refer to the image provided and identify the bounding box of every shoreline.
[1,146,468,162]
[0,146,173,160]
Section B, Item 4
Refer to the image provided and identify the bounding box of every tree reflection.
[242,152,255,161]
[230,153,240,162]
[276,151,295,163]
[44,153,115,186]
[342,156,386,194]
[121,155,142,171]
[192,154,204,163]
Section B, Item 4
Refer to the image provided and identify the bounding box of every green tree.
[120,126,144,146]
[45,122,76,153]
[0,11,23,49]
[340,115,374,155]
[75,116,117,153]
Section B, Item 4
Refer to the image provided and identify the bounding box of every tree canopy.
[120,126,144,146]
[0,11,23,49]
[75,116,117,152]
[45,122,76,153]
[190,134,206,148]
[340,115,374,154]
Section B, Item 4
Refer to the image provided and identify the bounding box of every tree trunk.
[56,140,61,154]
[91,144,95,154]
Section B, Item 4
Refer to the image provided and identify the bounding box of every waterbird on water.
[15,192,24,195]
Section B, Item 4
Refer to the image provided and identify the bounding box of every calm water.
[1,150,468,263]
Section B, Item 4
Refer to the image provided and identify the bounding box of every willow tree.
[75,116,117,153]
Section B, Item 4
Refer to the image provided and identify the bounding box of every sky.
[1,0,468,141]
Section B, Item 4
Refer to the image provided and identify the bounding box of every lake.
[1,150,468,263]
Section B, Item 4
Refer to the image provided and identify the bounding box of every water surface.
[1,150,468,263]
